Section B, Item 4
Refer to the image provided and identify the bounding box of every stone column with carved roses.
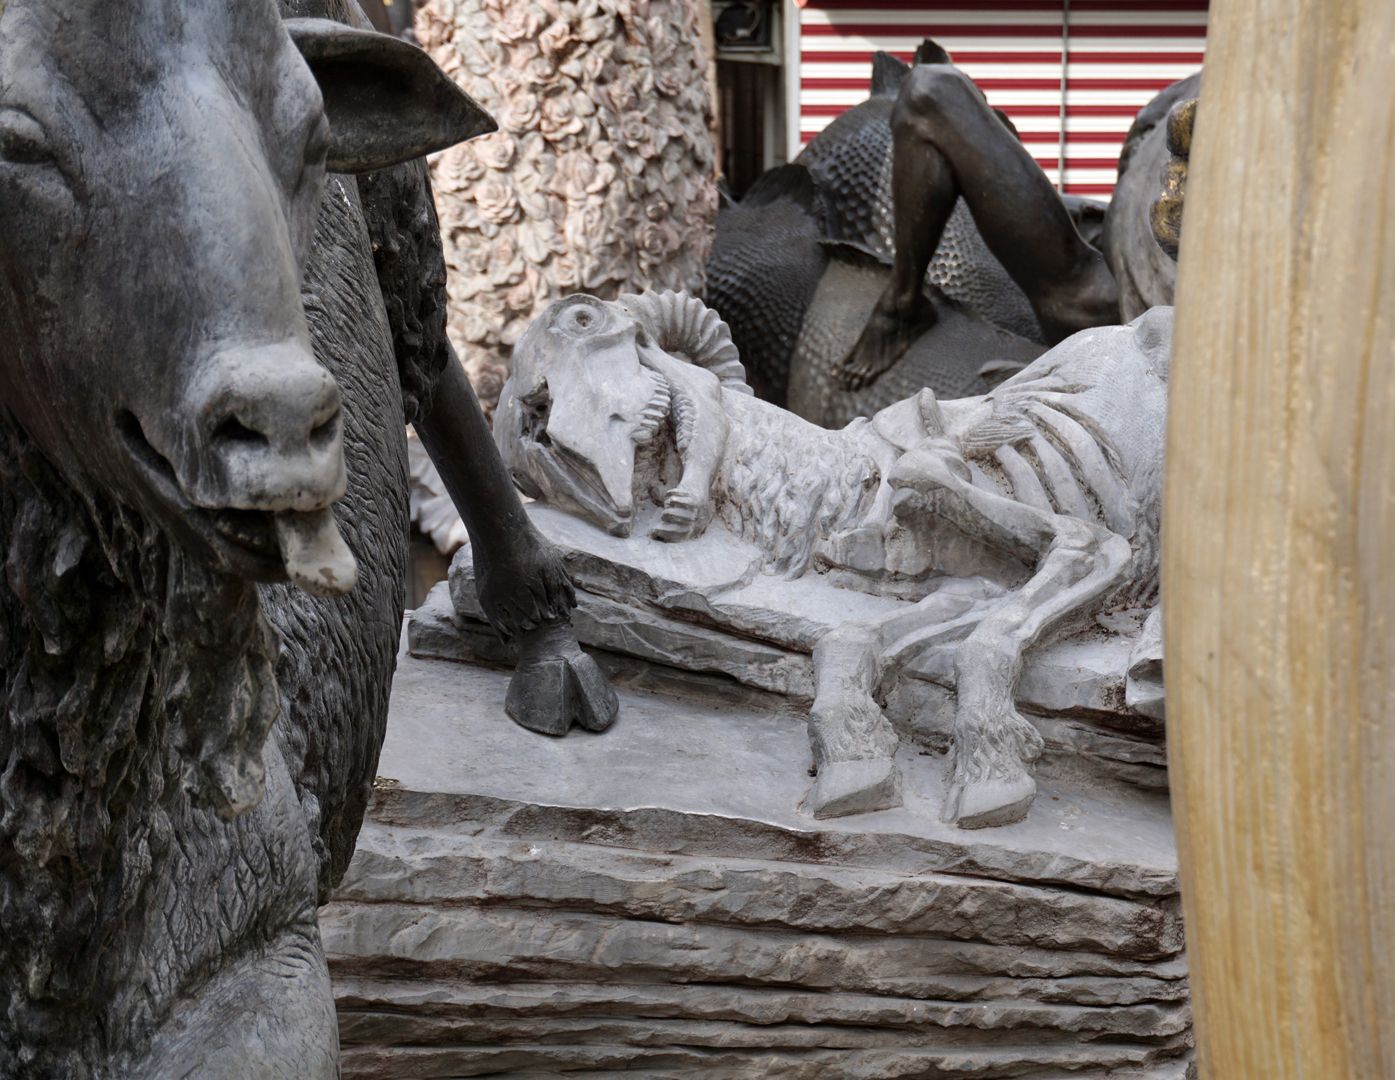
[416,0,718,410]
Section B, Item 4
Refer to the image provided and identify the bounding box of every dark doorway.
[358,0,415,38]
[718,59,784,199]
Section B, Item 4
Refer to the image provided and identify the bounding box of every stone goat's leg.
[889,443,1132,826]
[134,750,338,1079]
[805,583,1000,819]
[138,930,338,1079]
[414,349,618,734]
[944,516,1132,828]
[805,621,903,819]
[639,349,729,543]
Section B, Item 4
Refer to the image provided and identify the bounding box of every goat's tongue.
[273,509,358,596]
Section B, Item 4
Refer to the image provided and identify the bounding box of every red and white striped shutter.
[793,0,1207,199]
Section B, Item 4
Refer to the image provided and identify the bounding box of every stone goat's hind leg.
[804,577,1007,819]
[414,351,618,735]
[805,622,903,819]
[944,520,1132,828]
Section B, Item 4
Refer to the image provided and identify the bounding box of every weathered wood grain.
[1164,1,1395,1075]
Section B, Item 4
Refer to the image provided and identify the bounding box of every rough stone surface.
[324,641,1191,1078]
[420,575,1171,802]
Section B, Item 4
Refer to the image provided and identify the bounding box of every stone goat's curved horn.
[617,291,753,395]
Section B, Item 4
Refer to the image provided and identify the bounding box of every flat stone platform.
[321,633,1191,1078]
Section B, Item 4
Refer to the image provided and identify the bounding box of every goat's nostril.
[309,413,339,451]
[212,416,271,450]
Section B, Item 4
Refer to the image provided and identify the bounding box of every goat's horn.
[617,291,752,395]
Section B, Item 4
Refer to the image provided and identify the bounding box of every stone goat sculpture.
[0,1,612,1076]
[497,291,1170,828]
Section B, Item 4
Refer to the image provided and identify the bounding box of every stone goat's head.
[497,291,748,536]
[0,0,492,593]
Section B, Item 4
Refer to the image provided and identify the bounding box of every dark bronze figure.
[0,1,612,1075]
[705,46,1070,427]
[706,45,1199,424]
[839,55,1199,389]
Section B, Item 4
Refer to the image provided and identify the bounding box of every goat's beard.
[0,416,282,857]
[161,541,281,819]
[0,413,282,1080]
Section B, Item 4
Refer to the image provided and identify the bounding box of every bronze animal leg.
[839,64,1119,388]
[835,95,958,392]
[414,349,618,735]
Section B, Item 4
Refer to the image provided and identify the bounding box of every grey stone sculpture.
[495,289,1171,828]
[366,286,1183,1074]
[0,1,612,1076]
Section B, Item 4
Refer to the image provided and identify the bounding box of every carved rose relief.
[416,0,717,411]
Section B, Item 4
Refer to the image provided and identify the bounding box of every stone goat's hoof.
[942,762,1036,830]
[807,758,902,819]
[505,622,619,736]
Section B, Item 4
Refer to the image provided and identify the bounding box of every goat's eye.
[0,109,54,166]
[556,302,605,337]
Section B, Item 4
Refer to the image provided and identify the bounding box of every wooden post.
[1163,1,1395,1075]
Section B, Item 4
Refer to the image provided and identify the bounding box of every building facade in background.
[780,0,1207,199]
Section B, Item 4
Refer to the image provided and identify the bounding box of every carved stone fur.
[713,395,884,577]
[498,292,1172,827]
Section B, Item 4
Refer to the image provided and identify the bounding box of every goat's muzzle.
[121,341,358,595]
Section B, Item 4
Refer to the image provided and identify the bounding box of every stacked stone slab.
[428,504,1171,798]
[322,545,1192,1077]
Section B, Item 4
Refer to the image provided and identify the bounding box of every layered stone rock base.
[321,632,1192,1078]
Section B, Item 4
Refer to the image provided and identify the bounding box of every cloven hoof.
[942,765,1037,829]
[505,621,619,736]
[807,757,902,819]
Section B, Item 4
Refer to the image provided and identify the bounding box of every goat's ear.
[285,18,496,174]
